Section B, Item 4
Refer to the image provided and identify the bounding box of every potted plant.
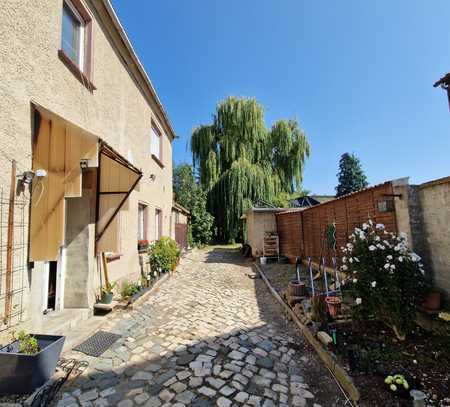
[325,296,342,317]
[101,281,116,304]
[0,330,65,394]
[138,239,149,252]
[424,289,441,311]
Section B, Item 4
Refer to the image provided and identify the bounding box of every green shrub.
[120,280,140,299]
[11,330,40,354]
[342,219,428,340]
[149,237,181,273]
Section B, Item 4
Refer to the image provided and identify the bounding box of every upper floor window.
[151,124,163,164]
[62,1,85,69]
[59,0,94,89]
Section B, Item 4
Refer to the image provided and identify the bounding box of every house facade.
[0,0,176,340]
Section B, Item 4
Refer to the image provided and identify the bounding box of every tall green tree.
[173,164,214,246]
[335,153,368,197]
[191,97,310,242]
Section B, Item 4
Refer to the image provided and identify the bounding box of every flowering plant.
[342,219,427,340]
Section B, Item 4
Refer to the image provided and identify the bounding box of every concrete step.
[43,308,93,336]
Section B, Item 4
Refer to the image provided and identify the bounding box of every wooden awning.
[29,106,142,261]
[30,109,98,261]
[95,141,142,253]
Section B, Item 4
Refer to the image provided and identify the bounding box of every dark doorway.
[47,261,58,311]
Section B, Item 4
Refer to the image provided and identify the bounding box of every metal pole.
[295,257,301,282]
[333,256,341,294]
[323,257,329,297]
[308,257,315,296]
[4,160,16,324]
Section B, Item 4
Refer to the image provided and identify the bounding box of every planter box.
[0,334,65,395]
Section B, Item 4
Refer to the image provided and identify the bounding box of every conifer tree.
[335,153,368,197]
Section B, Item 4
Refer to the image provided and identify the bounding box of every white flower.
[387,255,393,260]
[410,253,421,263]
[399,232,408,240]
[384,263,390,270]
[362,223,369,230]
[390,264,396,270]
[349,258,353,263]
[356,298,362,305]
[342,256,347,263]
[346,243,354,250]
[341,265,348,271]
[371,281,377,288]
[398,256,403,262]
[353,278,358,283]
[369,245,376,251]
[353,257,360,263]
[374,235,381,242]
[376,223,385,230]
[368,219,374,226]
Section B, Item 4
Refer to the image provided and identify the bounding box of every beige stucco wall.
[0,0,174,335]
[418,178,450,297]
[246,211,278,257]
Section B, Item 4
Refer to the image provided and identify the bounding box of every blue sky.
[112,0,450,195]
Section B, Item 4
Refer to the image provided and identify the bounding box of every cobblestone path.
[57,247,344,407]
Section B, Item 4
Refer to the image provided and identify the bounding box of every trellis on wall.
[0,170,29,332]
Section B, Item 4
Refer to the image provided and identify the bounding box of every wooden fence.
[276,182,398,264]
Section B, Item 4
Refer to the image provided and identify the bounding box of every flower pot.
[289,280,307,297]
[424,291,441,311]
[0,334,65,394]
[325,296,342,317]
[101,292,113,304]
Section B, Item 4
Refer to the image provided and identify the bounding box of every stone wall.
[417,177,450,298]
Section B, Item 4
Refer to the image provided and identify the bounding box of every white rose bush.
[342,219,428,340]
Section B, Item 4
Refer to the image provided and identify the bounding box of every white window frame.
[151,125,162,161]
[138,203,147,241]
[63,0,86,69]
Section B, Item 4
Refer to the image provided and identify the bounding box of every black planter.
[0,334,65,395]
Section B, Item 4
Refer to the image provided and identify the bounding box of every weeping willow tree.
[191,97,310,242]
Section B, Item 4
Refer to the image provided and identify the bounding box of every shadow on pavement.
[52,247,345,407]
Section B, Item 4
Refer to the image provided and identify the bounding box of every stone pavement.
[56,247,344,407]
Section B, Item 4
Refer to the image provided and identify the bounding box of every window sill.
[151,154,164,168]
[58,49,96,92]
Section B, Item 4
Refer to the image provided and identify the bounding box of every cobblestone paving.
[56,247,344,407]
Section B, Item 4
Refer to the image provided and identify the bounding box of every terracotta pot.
[325,296,342,317]
[288,280,307,297]
[424,291,441,311]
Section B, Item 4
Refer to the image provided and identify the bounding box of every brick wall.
[276,182,398,263]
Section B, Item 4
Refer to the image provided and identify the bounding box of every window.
[151,124,163,163]
[59,0,94,89]
[155,209,162,240]
[138,203,148,241]
[62,1,85,69]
